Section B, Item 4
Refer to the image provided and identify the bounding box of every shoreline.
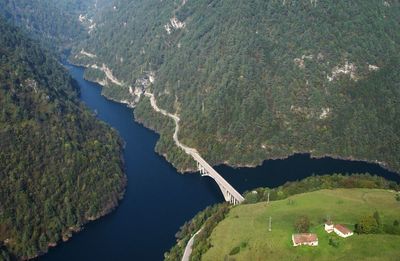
[24,61,130,261]
[217,152,398,176]
[28,175,128,261]
[67,60,399,178]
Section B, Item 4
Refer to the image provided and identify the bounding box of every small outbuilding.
[334,224,353,238]
[324,221,334,233]
[292,233,318,247]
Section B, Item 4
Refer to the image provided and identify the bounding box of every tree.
[294,215,310,233]
[373,211,382,227]
[355,215,379,234]
[0,249,11,261]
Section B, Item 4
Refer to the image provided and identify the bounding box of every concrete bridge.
[145,92,244,205]
[192,153,244,205]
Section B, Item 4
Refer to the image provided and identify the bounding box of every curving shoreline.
[69,59,399,177]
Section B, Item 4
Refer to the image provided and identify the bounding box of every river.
[40,64,400,261]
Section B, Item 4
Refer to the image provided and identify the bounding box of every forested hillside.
[0,0,109,49]
[71,0,400,173]
[0,18,126,259]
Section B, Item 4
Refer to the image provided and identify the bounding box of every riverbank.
[166,175,400,260]
[224,152,398,179]
[203,188,400,260]
[67,60,400,177]
[40,63,223,261]
[0,36,127,260]
[42,63,400,261]
[27,161,127,260]
[181,229,202,261]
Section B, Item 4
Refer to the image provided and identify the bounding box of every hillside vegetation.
[0,18,126,259]
[202,188,400,261]
[0,0,109,49]
[165,174,400,260]
[70,0,400,173]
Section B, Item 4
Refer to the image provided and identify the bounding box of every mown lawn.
[202,189,400,261]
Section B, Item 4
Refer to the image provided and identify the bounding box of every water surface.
[40,64,399,261]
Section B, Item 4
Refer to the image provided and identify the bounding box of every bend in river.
[40,63,400,261]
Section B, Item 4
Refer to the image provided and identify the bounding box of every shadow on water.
[40,63,399,261]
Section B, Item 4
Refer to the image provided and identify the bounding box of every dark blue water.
[41,64,400,261]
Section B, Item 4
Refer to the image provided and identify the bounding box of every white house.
[324,221,334,233]
[292,233,318,247]
[333,224,354,238]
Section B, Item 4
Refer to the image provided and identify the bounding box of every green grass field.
[202,189,400,261]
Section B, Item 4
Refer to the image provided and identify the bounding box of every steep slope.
[0,18,126,259]
[0,0,109,49]
[71,0,400,173]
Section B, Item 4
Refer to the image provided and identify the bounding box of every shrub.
[355,215,380,234]
[294,215,311,233]
[329,237,340,248]
[383,224,400,235]
[373,211,382,226]
[229,246,240,256]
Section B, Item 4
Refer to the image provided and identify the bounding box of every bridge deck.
[191,153,244,203]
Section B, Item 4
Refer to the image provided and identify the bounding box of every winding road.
[144,92,197,155]
[145,92,244,205]
[145,92,202,261]
[144,92,244,258]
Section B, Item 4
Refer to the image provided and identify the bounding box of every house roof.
[334,224,352,234]
[292,233,318,244]
[325,221,333,225]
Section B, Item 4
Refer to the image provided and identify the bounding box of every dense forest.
[0,18,126,259]
[165,174,400,261]
[0,0,109,50]
[70,0,400,173]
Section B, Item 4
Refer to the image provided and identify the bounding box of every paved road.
[182,229,202,261]
[145,92,197,154]
[145,92,244,204]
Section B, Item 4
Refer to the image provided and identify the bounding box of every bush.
[294,215,310,233]
[383,224,400,235]
[383,220,400,235]
[355,215,380,234]
[0,249,10,261]
[329,237,340,248]
[229,246,240,256]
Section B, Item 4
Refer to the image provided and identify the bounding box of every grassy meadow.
[202,189,400,261]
